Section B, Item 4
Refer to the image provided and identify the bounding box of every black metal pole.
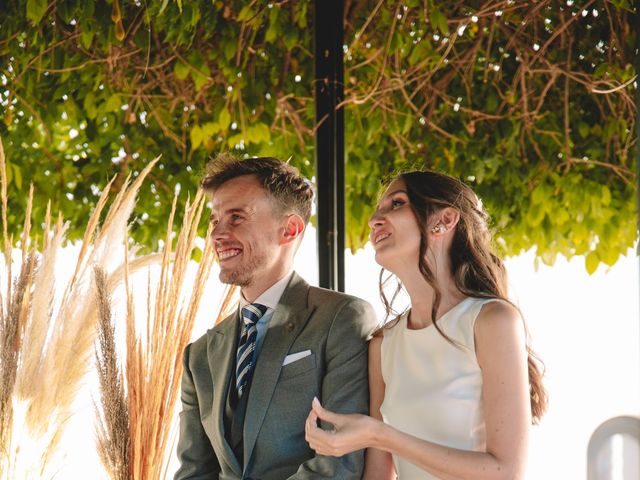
[635,4,639,344]
[314,0,345,291]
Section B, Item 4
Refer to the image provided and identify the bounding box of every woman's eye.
[391,198,405,208]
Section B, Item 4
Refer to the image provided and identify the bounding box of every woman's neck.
[402,268,466,329]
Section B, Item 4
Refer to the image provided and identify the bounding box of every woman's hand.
[305,397,379,457]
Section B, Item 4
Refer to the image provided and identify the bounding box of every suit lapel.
[242,273,315,468]
[207,311,243,475]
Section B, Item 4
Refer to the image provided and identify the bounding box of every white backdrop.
[47,225,640,479]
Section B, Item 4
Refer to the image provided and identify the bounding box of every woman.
[305,170,547,479]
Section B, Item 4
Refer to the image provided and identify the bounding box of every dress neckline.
[405,296,474,331]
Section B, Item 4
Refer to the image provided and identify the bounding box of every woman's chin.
[374,252,394,273]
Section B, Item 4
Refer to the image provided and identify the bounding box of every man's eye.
[210,218,219,227]
[231,214,243,222]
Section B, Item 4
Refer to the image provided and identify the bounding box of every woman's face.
[368,178,422,274]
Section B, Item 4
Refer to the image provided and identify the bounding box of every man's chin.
[219,269,250,287]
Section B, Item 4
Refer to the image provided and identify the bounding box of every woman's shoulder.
[474,298,526,351]
[475,298,522,325]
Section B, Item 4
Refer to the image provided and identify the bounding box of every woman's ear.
[282,214,305,244]
[430,207,460,235]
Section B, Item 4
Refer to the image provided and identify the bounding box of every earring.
[431,223,447,234]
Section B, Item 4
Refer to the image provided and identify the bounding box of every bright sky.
[8,225,639,479]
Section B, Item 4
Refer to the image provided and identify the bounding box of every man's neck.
[241,270,293,304]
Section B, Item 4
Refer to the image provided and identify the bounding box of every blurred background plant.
[0,138,159,479]
[0,137,236,479]
[0,0,635,272]
[93,185,237,480]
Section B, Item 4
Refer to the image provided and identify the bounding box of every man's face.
[209,175,286,291]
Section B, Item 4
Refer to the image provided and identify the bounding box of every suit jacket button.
[286,322,294,332]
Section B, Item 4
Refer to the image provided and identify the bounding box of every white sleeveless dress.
[379,297,498,479]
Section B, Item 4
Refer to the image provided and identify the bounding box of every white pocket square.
[283,350,312,366]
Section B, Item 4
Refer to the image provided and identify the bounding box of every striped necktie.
[236,303,268,397]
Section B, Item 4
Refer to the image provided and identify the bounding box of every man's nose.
[211,221,228,241]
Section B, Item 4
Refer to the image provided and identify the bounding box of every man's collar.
[239,270,294,311]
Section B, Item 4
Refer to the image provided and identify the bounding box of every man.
[175,154,377,479]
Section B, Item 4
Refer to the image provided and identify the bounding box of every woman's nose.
[368,210,384,229]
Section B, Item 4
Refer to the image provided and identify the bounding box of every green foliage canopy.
[0,0,636,272]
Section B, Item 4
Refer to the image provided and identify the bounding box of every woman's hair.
[379,170,547,423]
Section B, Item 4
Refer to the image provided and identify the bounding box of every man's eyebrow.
[209,207,248,218]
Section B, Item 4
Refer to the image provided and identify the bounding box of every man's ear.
[282,214,305,244]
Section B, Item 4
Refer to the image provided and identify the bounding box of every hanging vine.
[0,0,636,271]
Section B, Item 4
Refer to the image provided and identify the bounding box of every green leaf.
[295,2,308,28]
[192,71,209,91]
[585,251,600,275]
[601,185,611,205]
[283,31,298,51]
[265,23,278,43]
[5,161,13,186]
[80,24,95,49]
[246,123,271,144]
[158,0,170,15]
[593,63,608,78]
[266,8,279,43]
[429,7,449,35]
[555,208,570,225]
[26,0,48,25]
[105,94,121,112]
[218,108,231,130]
[223,38,236,61]
[237,6,253,21]
[83,92,98,119]
[578,122,589,139]
[601,248,619,267]
[82,0,95,17]
[191,247,203,263]
[187,52,211,92]
[190,124,203,149]
[174,61,190,80]
[486,92,498,113]
[201,122,220,137]
[408,41,432,66]
[526,203,545,227]
[227,133,244,148]
[12,164,22,190]
[531,184,548,204]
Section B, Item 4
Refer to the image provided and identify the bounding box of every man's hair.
[201,153,314,224]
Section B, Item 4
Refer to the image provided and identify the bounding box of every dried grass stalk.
[0,138,11,291]
[18,157,160,441]
[0,253,36,455]
[1,134,161,479]
[95,266,129,480]
[0,137,38,477]
[120,189,235,480]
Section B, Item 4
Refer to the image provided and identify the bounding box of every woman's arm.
[306,302,531,480]
[363,336,395,480]
[304,336,395,478]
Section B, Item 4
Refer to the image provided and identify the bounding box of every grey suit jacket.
[175,272,378,480]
